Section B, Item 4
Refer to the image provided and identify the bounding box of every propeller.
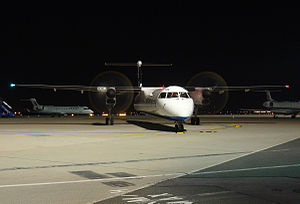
[88,71,134,113]
[187,72,229,113]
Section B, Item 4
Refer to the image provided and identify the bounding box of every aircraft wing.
[10,83,141,93]
[186,85,289,93]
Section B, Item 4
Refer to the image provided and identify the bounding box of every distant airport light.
[89,113,94,117]
[118,113,127,117]
[102,113,109,117]
[71,113,74,117]
[10,83,15,88]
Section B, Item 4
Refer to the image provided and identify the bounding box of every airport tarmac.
[0,115,300,203]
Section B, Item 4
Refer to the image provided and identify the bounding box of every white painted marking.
[123,197,151,202]
[148,193,172,198]
[110,189,128,194]
[192,163,300,175]
[197,191,234,197]
[0,173,183,188]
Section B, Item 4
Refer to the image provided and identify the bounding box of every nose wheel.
[175,121,185,132]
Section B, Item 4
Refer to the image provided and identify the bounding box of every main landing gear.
[105,107,114,125]
[191,117,200,125]
[175,121,185,132]
[191,105,200,125]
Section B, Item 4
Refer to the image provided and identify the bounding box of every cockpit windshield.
[167,92,179,98]
[158,92,167,98]
[180,92,190,98]
[159,92,190,99]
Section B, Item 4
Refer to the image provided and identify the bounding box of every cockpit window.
[167,92,179,98]
[159,92,166,98]
[180,92,190,98]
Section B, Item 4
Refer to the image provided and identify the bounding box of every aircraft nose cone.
[163,99,194,119]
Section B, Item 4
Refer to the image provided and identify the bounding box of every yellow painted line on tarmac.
[190,123,241,132]
[10,135,33,137]
[155,132,177,135]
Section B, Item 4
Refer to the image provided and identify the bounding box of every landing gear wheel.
[175,121,185,132]
[105,116,114,125]
[110,117,114,125]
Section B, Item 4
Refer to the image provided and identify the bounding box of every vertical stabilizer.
[29,98,40,110]
[266,91,274,101]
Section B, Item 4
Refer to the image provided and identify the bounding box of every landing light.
[10,83,15,88]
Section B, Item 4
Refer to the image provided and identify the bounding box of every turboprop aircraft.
[10,61,288,131]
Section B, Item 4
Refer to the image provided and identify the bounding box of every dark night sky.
[1,2,300,112]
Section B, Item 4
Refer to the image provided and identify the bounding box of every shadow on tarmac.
[127,120,177,132]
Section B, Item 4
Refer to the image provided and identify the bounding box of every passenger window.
[159,92,166,98]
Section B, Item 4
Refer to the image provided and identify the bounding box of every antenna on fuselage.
[105,60,172,87]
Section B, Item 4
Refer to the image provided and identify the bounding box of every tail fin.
[266,91,274,101]
[28,98,40,110]
[105,60,172,87]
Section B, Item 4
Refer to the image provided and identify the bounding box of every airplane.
[22,98,94,116]
[263,91,300,118]
[10,60,288,131]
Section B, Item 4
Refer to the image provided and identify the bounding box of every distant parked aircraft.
[24,98,93,116]
[263,91,300,118]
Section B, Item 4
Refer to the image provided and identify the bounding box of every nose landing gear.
[175,121,185,132]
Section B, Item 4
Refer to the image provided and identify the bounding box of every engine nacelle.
[106,88,116,106]
[106,88,116,98]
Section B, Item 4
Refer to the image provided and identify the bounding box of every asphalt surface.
[0,115,299,204]
[99,117,300,204]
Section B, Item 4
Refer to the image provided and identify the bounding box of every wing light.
[285,85,290,88]
[10,83,15,88]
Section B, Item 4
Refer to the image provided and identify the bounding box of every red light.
[285,85,290,88]
[71,114,74,117]
[160,85,164,90]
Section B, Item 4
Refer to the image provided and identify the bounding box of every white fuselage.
[29,98,94,115]
[263,100,300,115]
[34,105,94,115]
[134,86,194,121]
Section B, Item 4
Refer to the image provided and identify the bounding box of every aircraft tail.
[25,98,41,110]
[266,91,274,101]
